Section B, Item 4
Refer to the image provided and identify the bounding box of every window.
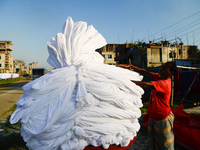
[159,48,162,62]
[0,64,1,67]
[169,52,176,58]
[179,49,182,54]
[107,55,112,58]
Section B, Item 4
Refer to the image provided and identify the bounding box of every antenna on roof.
[132,28,134,43]
[186,34,189,45]
[193,32,195,45]
[117,34,120,43]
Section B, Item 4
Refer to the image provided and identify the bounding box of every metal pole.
[180,70,200,104]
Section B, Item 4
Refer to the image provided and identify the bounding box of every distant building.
[176,59,200,68]
[115,42,198,68]
[115,43,131,64]
[13,61,38,76]
[13,60,26,75]
[96,44,123,65]
[0,41,14,73]
[28,62,38,75]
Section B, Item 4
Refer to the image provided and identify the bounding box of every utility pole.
[177,37,183,59]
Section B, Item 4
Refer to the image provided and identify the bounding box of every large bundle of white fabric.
[10,17,144,150]
[0,73,19,79]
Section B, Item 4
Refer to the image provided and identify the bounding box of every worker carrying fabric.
[118,62,177,150]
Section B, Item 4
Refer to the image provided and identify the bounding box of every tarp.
[143,104,200,150]
[10,17,144,150]
[174,71,200,95]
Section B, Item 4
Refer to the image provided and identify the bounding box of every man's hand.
[118,64,153,79]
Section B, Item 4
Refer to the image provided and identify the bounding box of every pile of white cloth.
[0,73,19,79]
[10,17,144,150]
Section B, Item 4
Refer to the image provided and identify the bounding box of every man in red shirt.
[119,62,177,150]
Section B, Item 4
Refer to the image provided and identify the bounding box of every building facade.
[115,42,195,68]
[0,41,14,73]
[13,61,38,76]
[13,60,26,75]
[28,62,38,75]
[97,44,123,65]
[115,43,132,64]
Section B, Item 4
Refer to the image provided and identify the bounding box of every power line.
[142,10,200,41]
[179,27,200,38]
[182,30,200,44]
[166,21,200,39]
[195,38,200,43]
[166,19,200,38]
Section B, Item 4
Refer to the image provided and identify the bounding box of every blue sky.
[0,0,200,69]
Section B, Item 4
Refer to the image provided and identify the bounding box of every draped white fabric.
[0,73,19,79]
[10,17,144,150]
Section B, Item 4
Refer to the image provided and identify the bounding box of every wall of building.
[115,44,130,64]
[126,44,192,68]
[97,44,122,65]
[28,62,38,74]
[0,53,5,72]
[103,51,116,65]
[129,48,147,68]
[13,61,38,76]
[0,41,13,73]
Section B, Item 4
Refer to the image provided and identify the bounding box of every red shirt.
[148,73,172,120]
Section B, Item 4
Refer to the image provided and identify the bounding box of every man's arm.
[132,81,155,89]
[118,64,153,79]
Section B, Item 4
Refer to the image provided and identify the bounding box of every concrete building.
[115,43,132,64]
[13,60,26,75]
[13,61,38,76]
[97,44,123,65]
[115,42,196,68]
[28,62,38,75]
[0,41,14,73]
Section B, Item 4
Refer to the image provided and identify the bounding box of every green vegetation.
[128,41,147,48]
[0,105,16,121]
[0,116,27,150]
[0,78,25,86]
[0,105,27,150]
[197,49,200,59]
[160,40,170,46]
[140,101,148,114]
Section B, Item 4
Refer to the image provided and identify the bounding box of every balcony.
[5,66,10,69]
[5,57,9,61]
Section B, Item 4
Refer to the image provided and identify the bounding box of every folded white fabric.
[10,17,144,150]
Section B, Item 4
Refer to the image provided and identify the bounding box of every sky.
[0,0,200,70]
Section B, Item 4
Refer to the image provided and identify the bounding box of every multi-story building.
[0,41,14,73]
[115,42,196,68]
[13,60,26,75]
[96,44,123,65]
[28,62,38,75]
[115,43,132,64]
[13,61,38,76]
